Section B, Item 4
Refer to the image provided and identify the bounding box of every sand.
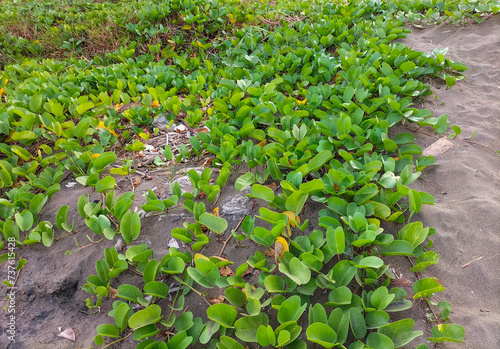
[399,16,500,348]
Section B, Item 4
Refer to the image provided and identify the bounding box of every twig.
[461,256,483,268]
[218,216,245,257]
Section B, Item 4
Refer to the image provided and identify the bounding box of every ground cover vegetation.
[1,0,499,347]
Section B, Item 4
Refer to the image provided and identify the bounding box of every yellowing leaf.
[212,207,220,217]
[296,98,307,105]
[183,25,192,30]
[91,153,101,159]
[151,100,160,108]
[139,132,149,140]
[283,211,300,238]
[114,103,124,111]
[196,41,203,48]
[229,13,236,24]
[283,211,298,228]
[275,236,289,257]
[0,88,4,96]
[97,120,118,137]
[257,139,267,147]
[194,253,210,262]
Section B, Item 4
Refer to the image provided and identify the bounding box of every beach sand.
[400,16,500,348]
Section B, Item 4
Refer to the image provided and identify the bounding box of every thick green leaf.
[428,324,465,343]
[277,295,307,324]
[234,313,269,343]
[128,304,162,330]
[412,277,446,299]
[95,176,116,193]
[249,184,275,203]
[198,213,228,234]
[378,319,423,348]
[207,303,237,328]
[306,322,337,348]
[235,172,255,191]
[279,257,311,285]
[120,211,141,244]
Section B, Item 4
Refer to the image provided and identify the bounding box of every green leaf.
[198,213,228,234]
[408,189,422,215]
[128,304,163,330]
[77,101,94,115]
[29,94,43,113]
[397,222,429,248]
[285,190,308,216]
[349,307,367,339]
[249,184,275,203]
[116,284,143,303]
[96,324,120,338]
[95,176,116,193]
[15,210,33,231]
[354,256,384,269]
[217,336,245,349]
[428,324,465,343]
[370,286,395,310]
[11,131,37,142]
[307,150,333,173]
[410,251,439,272]
[75,118,91,139]
[400,61,416,73]
[257,325,276,347]
[235,172,255,191]
[412,277,446,299]
[308,304,328,325]
[354,183,379,205]
[277,295,307,324]
[207,303,237,328]
[299,179,325,194]
[306,322,337,348]
[378,319,423,348]
[279,257,311,285]
[234,313,269,343]
[114,303,132,331]
[167,330,192,349]
[326,226,345,255]
[381,240,415,256]
[93,152,117,171]
[120,211,141,244]
[366,332,395,349]
[56,205,71,231]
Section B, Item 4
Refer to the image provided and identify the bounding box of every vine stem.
[101,332,132,349]
[173,276,211,306]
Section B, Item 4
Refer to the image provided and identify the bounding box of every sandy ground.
[400,16,500,348]
[0,15,499,349]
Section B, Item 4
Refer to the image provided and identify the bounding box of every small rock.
[152,113,169,129]
[221,194,250,220]
[167,238,180,249]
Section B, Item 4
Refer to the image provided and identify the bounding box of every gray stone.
[221,194,250,220]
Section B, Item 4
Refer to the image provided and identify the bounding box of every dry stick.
[218,216,245,257]
[461,256,483,268]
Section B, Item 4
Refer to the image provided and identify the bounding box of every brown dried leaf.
[264,249,274,257]
[132,176,141,188]
[265,182,278,190]
[209,295,225,304]
[109,286,118,299]
[241,266,254,278]
[58,327,76,342]
[220,266,235,277]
